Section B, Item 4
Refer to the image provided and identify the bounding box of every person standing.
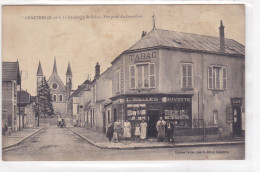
[113,120,121,143]
[140,120,148,140]
[166,121,175,143]
[134,123,141,141]
[123,120,131,140]
[156,117,166,142]
[106,123,114,142]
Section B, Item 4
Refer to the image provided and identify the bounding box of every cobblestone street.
[3,126,245,161]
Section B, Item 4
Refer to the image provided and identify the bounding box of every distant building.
[81,63,112,132]
[2,61,21,131]
[36,58,72,120]
[110,21,245,139]
[17,89,35,128]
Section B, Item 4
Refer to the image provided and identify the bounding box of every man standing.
[156,117,166,142]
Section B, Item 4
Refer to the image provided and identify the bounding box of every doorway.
[233,107,242,137]
[147,110,160,138]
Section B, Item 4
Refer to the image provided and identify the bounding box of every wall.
[159,48,245,137]
[2,80,17,130]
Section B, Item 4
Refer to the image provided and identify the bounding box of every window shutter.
[129,65,136,89]
[223,67,227,89]
[149,63,156,88]
[208,66,213,89]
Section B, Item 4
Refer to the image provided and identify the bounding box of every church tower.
[66,62,72,95]
[36,61,43,93]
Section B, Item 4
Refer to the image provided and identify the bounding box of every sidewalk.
[2,127,43,149]
[67,127,245,149]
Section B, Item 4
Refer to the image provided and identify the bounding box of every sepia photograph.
[1,4,245,161]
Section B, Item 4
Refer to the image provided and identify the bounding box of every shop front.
[111,94,193,138]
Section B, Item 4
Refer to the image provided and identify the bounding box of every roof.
[112,28,245,64]
[17,90,31,105]
[66,62,72,76]
[2,61,21,84]
[70,85,86,97]
[37,61,43,76]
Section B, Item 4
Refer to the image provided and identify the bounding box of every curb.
[67,127,245,150]
[2,127,44,151]
[66,127,105,149]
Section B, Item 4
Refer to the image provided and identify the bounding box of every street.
[3,126,245,161]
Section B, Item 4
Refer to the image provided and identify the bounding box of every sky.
[2,5,245,96]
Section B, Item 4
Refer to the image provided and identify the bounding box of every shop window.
[115,70,120,92]
[53,95,57,102]
[181,63,193,89]
[129,63,156,89]
[126,104,147,121]
[59,95,63,102]
[164,102,191,127]
[208,66,227,90]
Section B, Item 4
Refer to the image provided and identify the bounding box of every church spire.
[52,57,57,74]
[37,61,43,76]
[66,62,72,76]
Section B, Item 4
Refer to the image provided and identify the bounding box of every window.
[52,83,58,90]
[181,63,193,89]
[59,95,63,102]
[208,66,227,90]
[213,110,218,125]
[53,95,57,102]
[129,63,156,89]
[116,70,120,92]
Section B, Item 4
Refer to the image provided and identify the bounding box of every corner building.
[110,22,245,140]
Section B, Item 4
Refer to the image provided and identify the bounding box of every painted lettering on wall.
[126,97,159,102]
[162,97,191,103]
[129,51,157,61]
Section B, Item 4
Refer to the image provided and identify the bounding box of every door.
[233,107,242,137]
[147,110,160,137]
[113,108,117,122]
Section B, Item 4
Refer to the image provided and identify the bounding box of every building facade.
[2,61,21,131]
[83,63,112,132]
[110,21,245,139]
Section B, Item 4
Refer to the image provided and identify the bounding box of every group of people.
[156,117,175,143]
[106,119,148,143]
[106,117,175,144]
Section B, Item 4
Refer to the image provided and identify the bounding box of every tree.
[35,77,54,117]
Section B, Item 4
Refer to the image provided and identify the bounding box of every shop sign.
[231,98,242,107]
[226,106,233,124]
[126,97,159,102]
[129,51,157,62]
[162,97,191,103]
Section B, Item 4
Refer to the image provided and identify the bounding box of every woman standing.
[140,120,148,140]
[123,120,131,140]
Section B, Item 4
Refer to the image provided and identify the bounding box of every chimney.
[141,31,147,38]
[95,62,100,79]
[219,20,225,53]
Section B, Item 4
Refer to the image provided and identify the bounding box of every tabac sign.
[129,51,157,62]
